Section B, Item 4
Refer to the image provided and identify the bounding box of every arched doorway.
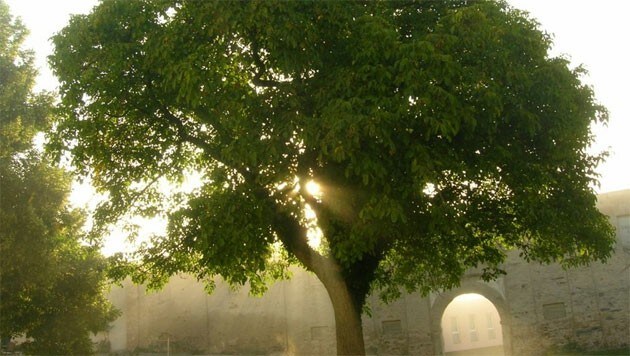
[441,293,503,355]
[430,281,512,356]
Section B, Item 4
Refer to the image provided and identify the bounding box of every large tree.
[49,1,614,354]
[0,1,118,354]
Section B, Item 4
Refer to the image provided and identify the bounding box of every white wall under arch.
[441,293,503,353]
[429,279,513,355]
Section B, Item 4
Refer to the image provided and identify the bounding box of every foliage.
[0,1,119,354]
[48,0,615,353]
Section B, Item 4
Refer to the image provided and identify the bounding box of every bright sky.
[5,0,630,252]
[508,0,630,194]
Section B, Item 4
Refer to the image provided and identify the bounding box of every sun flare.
[305,180,322,197]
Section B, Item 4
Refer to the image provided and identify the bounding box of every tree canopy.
[0,1,118,354]
[49,1,615,354]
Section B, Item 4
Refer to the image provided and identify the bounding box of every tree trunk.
[317,260,366,355]
[267,200,367,355]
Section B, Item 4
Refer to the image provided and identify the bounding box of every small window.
[451,317,461,344]
[543,302,567,320]
[469,315,478,342]
[452,332,461,344]
[382,320,402,335]
[488,328,496,340]
[486,313,496,340]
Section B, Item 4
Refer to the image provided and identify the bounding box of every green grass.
[546,347,630,356]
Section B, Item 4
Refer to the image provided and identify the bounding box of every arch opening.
[441,293,504,356]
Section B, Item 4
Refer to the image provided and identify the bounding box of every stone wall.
[106,190,630,355]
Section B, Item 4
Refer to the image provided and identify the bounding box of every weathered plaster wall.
[501,190,630,354]
[106,190,630,355]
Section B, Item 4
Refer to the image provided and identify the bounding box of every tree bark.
[314,258,366,356]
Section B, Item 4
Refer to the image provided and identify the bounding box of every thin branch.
[90,173,163,235]
[157,105,261,187]
[159,107,221,159]
[192,106,230,140]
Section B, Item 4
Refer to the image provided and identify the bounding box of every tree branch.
[159,107,218,157]
[153,100,332,280]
